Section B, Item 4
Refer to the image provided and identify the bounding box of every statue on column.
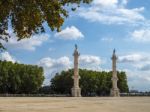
[110,49,120,97]
[71,44,81,97]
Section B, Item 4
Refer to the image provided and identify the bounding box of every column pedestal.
[71,87,81,97]
[110,88,120,97]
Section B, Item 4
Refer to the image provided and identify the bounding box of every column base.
[110,88,120,97]
[71,87,81,97]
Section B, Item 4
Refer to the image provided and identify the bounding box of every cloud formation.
[118,53,150,90]
[93,0,118,7]
[118,53,150,70]
[124,69,150,91]
[38,54,102,84]
[79,55,102,70]
[130,28,150,42]
[0,52,16,63]
[2,33,49,51]
[118,53,150,91]
[38,56,72,84]
[140,64,150,71]
[78,0,145,25]
[54,26,84,40]
[118,53,148,63]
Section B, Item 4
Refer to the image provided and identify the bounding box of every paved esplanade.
[110,49,120,97]
[71,44,81,97]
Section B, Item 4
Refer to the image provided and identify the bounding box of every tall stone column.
[71,44,81,97]
[110,49,120,97]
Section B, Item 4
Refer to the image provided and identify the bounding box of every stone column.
[110,49,120,97]
[71,44,81,97]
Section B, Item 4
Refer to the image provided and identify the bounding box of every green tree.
[80,69,97,96]
[50,69,129,96]
[0,0,92,49]
[50,71,73,94]
[117,71,129,93]
[39,86,51,94]
[0,60,44,94]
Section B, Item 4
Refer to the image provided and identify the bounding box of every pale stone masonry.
[71,44,81,97]
[110,49,120,97]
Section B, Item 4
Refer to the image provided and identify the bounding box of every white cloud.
[124,69,150,91]
[79,55,102,70]
[38,54,103,84]
[93,0,118,7]
[2,33,49,51]
[36,52,150,91]
[131,29,150,42]
[118,53,150,72]
[54,26,84,40]
[140,64,150,71]
[38,56,71,69]
[38,56,72,85]
[118,53,148,63]
[78,0,145,25]
[0,52,16,63]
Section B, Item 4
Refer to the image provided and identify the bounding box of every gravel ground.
[0,97,150,112]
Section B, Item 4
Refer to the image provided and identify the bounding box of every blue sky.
[1,0,150,91]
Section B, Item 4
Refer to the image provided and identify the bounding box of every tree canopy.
[0,0,92,49]
[0,60,44,94]
[50,69,129,96]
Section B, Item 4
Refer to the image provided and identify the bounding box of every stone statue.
[113,49,115,54]
[75,44,78,50]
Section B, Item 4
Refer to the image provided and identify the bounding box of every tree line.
[0,60,129,96]
[50,69,129,96]
[0,60,44,94]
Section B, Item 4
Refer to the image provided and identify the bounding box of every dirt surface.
[0,97,150,112]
